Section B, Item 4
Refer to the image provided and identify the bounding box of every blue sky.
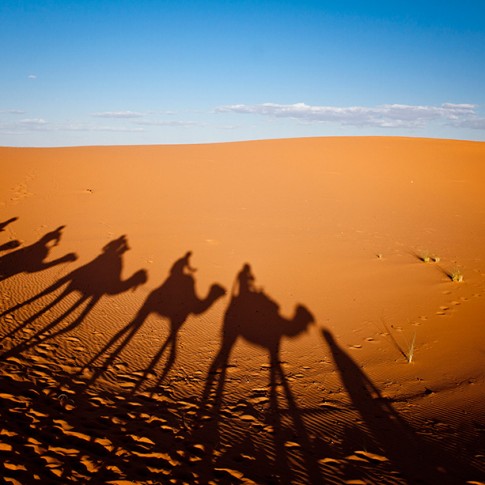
[1,0,485,146]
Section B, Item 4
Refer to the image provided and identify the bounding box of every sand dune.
[0,137,484,483]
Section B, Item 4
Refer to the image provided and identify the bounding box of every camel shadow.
[322,328,482,484]
[198,264,322,484]
[78,251,225,392]
[0,235,147,357]
[0,224,76,283]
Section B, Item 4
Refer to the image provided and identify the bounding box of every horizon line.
[1,134,484,150]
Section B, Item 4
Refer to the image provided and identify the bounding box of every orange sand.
[0,137,484,483]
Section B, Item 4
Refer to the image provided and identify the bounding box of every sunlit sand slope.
[1,137,484,483]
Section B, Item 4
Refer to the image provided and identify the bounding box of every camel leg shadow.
[131,327,177,396]
[270,354,324,485]
[0,278,69,343]
[1,293,95,359]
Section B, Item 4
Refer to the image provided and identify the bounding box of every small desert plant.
[450,269,463,282]
[380,319,417,364]
[406,332,416,364]
[420,251,439,263]
[422,254,431,263]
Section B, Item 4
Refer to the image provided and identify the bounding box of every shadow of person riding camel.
[78,251,225,392]
[0,235,146,357]
[203,263,314,404]
[0,224,76,282]
[197,264,323,484]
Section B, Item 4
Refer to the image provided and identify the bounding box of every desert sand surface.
[0,136,484,484]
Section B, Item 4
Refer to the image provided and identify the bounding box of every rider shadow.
[0,225,76,283]
[79,251,225,392]
[0,235,147,357]
[198,264,323,485]
[322,328,479,484]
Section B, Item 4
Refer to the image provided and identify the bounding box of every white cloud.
[216,102,481,129]
[0,119,145,134]
[134,120,199,127]
[0,110,199,134]
[0,109,26,115]
[19,118,48,126]
[91,111,199,127]
[63,123,145,132]
[92,111,145,119]
[452,118,485,130]
[28,74,37,80]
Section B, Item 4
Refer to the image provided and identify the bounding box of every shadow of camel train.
[0,235,146,356]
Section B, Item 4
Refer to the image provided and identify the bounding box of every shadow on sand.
[322,328,481,484]
[195,263,322,484]
[0,224,76,283]
[78,251,225,391]
[1,228,482,482]
[0,235,146,358]
[0,216,21,252]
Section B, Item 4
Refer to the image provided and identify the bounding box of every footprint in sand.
[10,182,33,202]
[436,305,450,316]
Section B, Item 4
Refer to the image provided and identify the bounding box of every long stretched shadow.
[0,217,18,232]
[77,251,225,392]
[0,235,147,358]
[322,328,482,484]
[0,217,21,252]
[0,224,77,283]
[197,264,322,484]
